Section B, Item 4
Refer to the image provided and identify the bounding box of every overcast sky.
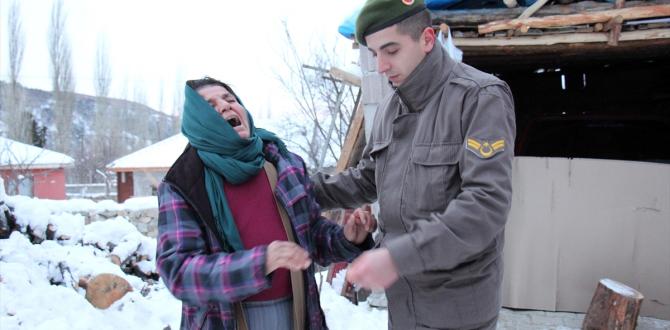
[0,0,362,121]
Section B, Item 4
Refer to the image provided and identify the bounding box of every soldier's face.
[365,25,435,87]
[197,85,250,139]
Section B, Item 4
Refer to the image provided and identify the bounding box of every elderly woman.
[156,77,375,330]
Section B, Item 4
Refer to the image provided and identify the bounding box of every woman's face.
[197,85,250,139]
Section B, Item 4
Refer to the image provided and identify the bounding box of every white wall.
[503,157,670,319]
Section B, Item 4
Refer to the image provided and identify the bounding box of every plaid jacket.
[157,143,372,330]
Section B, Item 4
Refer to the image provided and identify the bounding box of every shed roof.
[106,134,187,172]
[0,137,75,170]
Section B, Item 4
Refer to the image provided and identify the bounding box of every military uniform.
[313,42,516,329]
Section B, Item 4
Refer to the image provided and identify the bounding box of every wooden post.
[608,0,626,46]
[582,278,644,330]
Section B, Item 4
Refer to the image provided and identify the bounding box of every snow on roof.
[0,137,75,169]
[106,134,188,172]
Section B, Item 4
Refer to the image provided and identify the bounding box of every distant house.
[107,134,187,202]
[0,137,75,199]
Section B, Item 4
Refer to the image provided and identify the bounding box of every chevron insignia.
[466,138,505,159]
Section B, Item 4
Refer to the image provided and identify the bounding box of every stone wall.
[80,208,159,238]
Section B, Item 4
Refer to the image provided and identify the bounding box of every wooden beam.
[431,0,670,26]
[478,4,670,34]
[329,67,361,87]
[454,28,670,47]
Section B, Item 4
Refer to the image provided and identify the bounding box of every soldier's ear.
[421,27,435,53]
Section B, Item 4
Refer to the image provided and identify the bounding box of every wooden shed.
[106,134,187,202]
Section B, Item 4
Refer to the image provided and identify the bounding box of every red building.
[0,137,74,199]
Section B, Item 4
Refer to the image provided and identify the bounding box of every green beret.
[355,0,426,46]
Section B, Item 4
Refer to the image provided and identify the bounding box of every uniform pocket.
[411,143,460,165]
[405,143,461,214]
[369,140,391,158]
[370,140,391,188]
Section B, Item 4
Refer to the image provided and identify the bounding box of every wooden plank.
[478,4,670,34]
[431,0,670,26]
[329,67,361,87]
[454,28,670,46]
[335,95,365,172]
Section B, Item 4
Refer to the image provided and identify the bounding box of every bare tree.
[48,0,75,154]
[8,0,24,88]
[94,38,111,98]
[91,37,120,186]
[276,22,359,170]
[2,0,32,144]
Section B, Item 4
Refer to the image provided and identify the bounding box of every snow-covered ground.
[1,195,668,330]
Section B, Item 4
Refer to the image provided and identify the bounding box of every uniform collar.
[395,42,455,112]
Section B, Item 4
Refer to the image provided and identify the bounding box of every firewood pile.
[1,182,159,309]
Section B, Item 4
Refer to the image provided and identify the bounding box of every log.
[431,0,670,26]
[84,273,133,309]
[582,278,644,330]
[0,203,19,239]
[478,4,670,34]
[46,224,56,240]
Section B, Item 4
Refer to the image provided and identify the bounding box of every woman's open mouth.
[226,117,241,127]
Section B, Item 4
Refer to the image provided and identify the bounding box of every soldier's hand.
[265,241,311,275]
[345,248,398,290]
[343,205,377,244]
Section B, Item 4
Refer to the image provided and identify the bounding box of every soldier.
[312,0,516,328]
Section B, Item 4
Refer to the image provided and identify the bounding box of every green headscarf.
[181,84,288,252]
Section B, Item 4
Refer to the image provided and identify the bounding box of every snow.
[106,134,187,171]
[0,194,388,330]
[0,137,75,169]
[320,269,388,329]
[601,278,642,298]
[1,195,669,330]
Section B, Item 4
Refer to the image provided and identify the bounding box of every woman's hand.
[265,241,311,275]
[343,205,377,245]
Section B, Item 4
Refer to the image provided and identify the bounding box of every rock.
[84,273,133,309]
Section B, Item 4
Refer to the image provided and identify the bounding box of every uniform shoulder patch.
[465,137,506,159]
